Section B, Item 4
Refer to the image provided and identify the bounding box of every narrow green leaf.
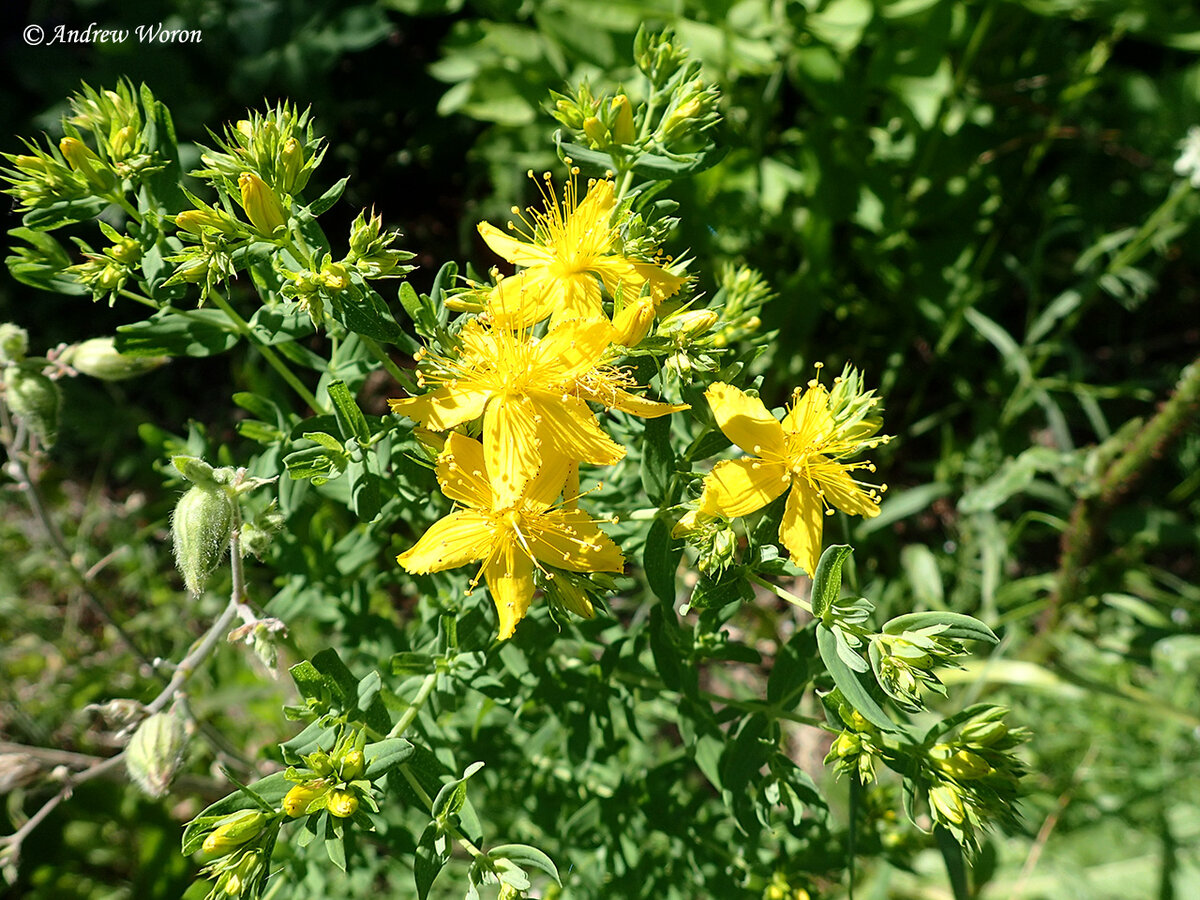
[817,624,899,733]
[882,611,998,644]
[643,517,681,604]
[308,176,350,217]
[488,845,561,885]
[363,738,414,780]
[812,544,853,621]
[414,822,450,900]
[328,380,370,443]
[640,415,673,504]
[115,308,238,357]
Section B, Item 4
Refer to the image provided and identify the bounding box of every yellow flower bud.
[59,137,115,191]
[201,811,267,855]
[110,126,137,160]
[176,208,241,237]
[660,309,717,340]
[327,789,359,818]
[582,116,610,148]
[612,298,656,346]
[934,749,992,781]
[610,94,636,144]
[282,781,329,817]
[339,749,364,781]
[238,172,287,236]
[929,783,965,826]
[280,138,304,193]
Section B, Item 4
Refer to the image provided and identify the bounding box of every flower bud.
[280,138,304,193]
[934,749,991,781]
[305,750,335,777]
[282,781,328,817]
[660,308,717,340]
[221,850,262,896]
[110,125,137,160]
[59,137,115,192]
[582,116,610,148]
[0,324,29,364]
[125,710,187,798]
[610,94,637,145]
[959,718,1009,748]
[238,172,287,237]
[201,810,268,856]
[176,207,242,237]
[929,783,965,826]
[4,363,61,446]
[326,789,359,818]
[318,262,349,292]
[612,298,656,346]
[63,337,167,381]
[339,749,364,781]
[171,484,233,595]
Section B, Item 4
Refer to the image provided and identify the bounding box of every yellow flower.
[397,433,624,639]
[389,318,685,505]
[697,379,885,575]
[478,175,685,328]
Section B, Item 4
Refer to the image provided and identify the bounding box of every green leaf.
[363,738,415,779]
[684,570,752,612]
[640,415,674,504]
[811,544,854,621]
[817,624,900,733]
[308,176,350,217]
[414,821,450,900]
[333,285,404,343]
[643,516,681,604]
[5,227,87,295]
[488,844,561,885]
[882,611,998,644]
[115,308,238,357]
[557,135,728,180]
[432,760,485,824]
[327,380,370,443]
[249,305,316,346]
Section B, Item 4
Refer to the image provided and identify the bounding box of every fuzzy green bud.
[4,363,61,446]
[238,172,287,237]
[0,324,29,364]
[125,710,187,798]
[326,789,359,818]
[171,484,233,595]
[63,337,167,381]
[201,811,267,856]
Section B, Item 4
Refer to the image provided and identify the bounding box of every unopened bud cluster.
[281,728,375,822]
[924,706,1029,851]
[824,710,883,785]
[67,221,143,304]
[868,624,966,712]
[197,809,277,899]
[194,103,323,202]
[670,509,737,576]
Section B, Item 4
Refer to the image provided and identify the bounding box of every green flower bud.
[201,810,267,856]
[238,172,287,237]
[59,137,115,192]
[959,718,1010,748]
[171,484,234,595]
[62,337,167,381]
[660,308,718,340]
[125,710,187,798]
[4,363,61,446]
[280,138,304,194]
[305,750,335,777]
[110,125,137,161]
[934,748,992,781]
[339,749,364,781]
[327,789,359,818]
[0,324,29,364]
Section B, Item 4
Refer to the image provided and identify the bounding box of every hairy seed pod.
[172,484,233,595]
[63,337,167,381]
[4,363,61,446]
[0,323,29,364]
[125,710,187,798]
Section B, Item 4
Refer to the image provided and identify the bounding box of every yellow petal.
[484,394,541,508]
[397,510,492,574]
[484,541,535,640]
[550,272,605,325]
[389,386,489,431]
[477,221,552,268]
[528,392,626,466]
[811,458,881,518]
[487,269,555,329]
[705,382,786,458]
[605,387,688,419]
[437,433,493,509]
[779,482,824,576]
[698,458,789,518]
[630,262,687,302]
[782,382,834,445]
[526,508,625,572]
[523,447,575,511]
[532,319,613,383]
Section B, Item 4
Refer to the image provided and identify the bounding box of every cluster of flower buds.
[923,706,1029,851]
[868,624,966,712]
[655,73,721,149]
[281,729,375,822]
[1,323,62,448]
[346,209,417,280]
[197,809,277,898]
[824,710,883,785]
[1,81,153,215]
[670,509,738,575]
[552,83,640,152]
[634,26,691,89]
[66,221,142,303]
[193,103,323,202]
[710,264,770,349]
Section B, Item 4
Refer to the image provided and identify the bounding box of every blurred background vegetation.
[3,0,1200,897]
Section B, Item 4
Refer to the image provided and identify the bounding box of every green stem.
[388,671,439,739]
[362,336,417,392]
[748,572,813,615]
[208,290,325,413]
[117,288,160,310]
[398,764,487,860]
[110,193,143,224]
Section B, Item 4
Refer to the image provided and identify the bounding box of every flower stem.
[388,671,439,739]
[748,572,813,615]
[362,335,417,392]
[207,290,326,413]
